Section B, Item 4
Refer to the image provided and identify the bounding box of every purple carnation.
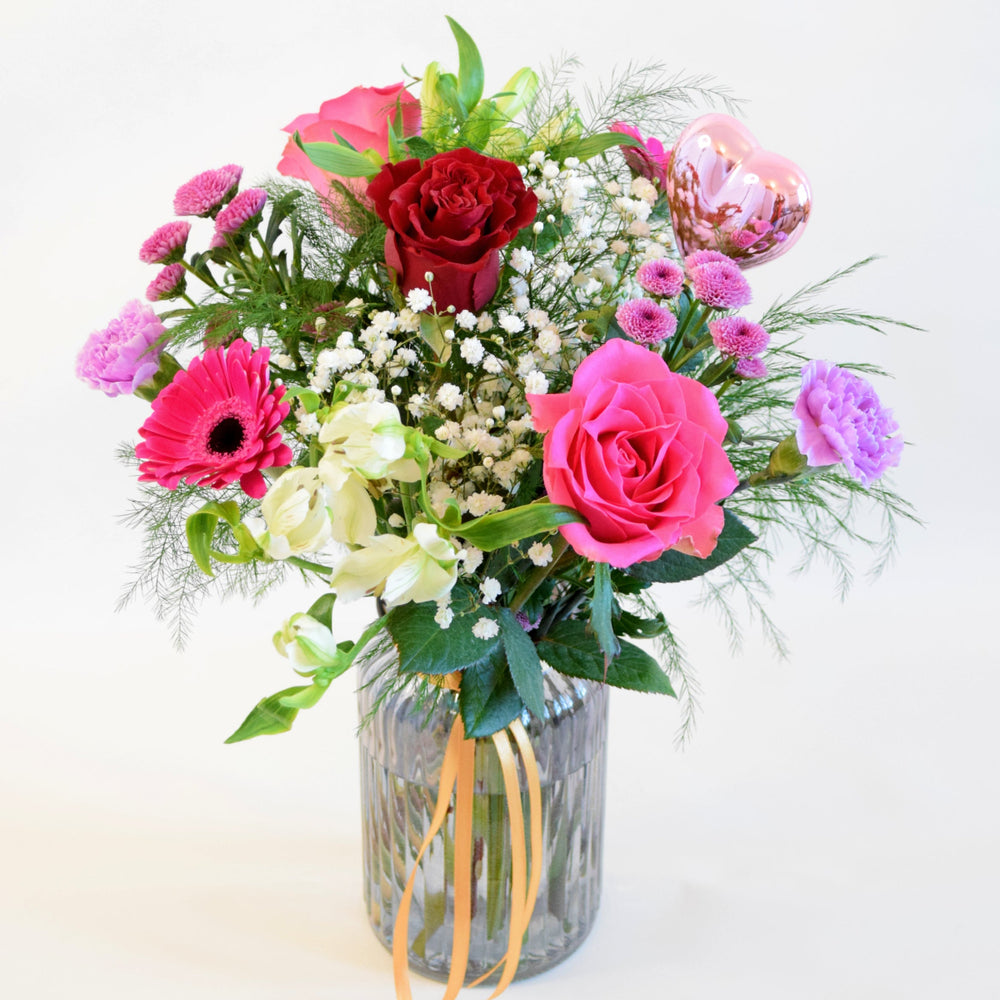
[146,263,186,301]
[139,221,191,264]
[636,258,684,298]
[793,360,903,486]
[734,356,768,379]
[615,298,677,345]
[76,300,166,397]
[173,164,243,217]
[210,188,268,247]
[689,259,753,310]
[709,316,770,358]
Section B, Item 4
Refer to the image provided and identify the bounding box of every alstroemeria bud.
[273,613,340,671]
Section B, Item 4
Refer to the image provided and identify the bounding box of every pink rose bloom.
[528,339,738,567]
[611,122,671,190]
[277,83,420,221]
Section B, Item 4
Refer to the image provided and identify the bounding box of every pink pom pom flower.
[636,258,684,298]
[734,356,768,379]
[688,259,752,310]
[210,188,268,247]
[709,316,770,358]
[135,339,293,499]
[145,263,186,302]
[173,164,243,217]
[139,221,191,264]
[615,298,678,345]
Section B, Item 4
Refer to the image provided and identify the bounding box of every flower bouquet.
[77,17,913,997]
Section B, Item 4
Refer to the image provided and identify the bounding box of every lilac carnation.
[615,298,677,345]
[689,260,752,309]
[139,221,191,264]
[734,356,768,379]
[146,263,186,301]
[793,360,903,486]
[709,316,770,358]
[76,300,165,397]
[210,188,267,247]
[636,258,684,298]
[173,164,243,217]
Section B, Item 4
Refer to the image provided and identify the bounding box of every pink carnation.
[210,188,268,247]
[734,356,768,379]
[139,221,191,264]
[146,263,186,301]
[173,164,243,217]
[135,339,292,499]
[636,258,684,298]
[76,300,165,397]
[615,298,677,345]
[689,260,752,310]
[709,316,770,358]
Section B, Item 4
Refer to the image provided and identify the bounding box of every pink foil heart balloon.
[666,114,812,268]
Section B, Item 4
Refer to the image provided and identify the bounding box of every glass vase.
[357,648,609,984]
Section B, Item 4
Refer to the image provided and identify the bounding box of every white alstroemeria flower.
[319,399,420,482]
[274,613,341,671]
[249,467,333,560]
[316,449,378,545]
[330,523,460,607]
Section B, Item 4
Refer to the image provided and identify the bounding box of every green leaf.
[626,510,757,584]
[185,500,240,576]
[435,72,465,120]
[459,650,525,738]
[446,16,485,114]
[225,687,304,743]
[277,684,328,710]
[613,607,670,638]
[538,621,675,696]
[282,385,322,412]
[590,562,620,664]
[498,608,545,719]
[297,137,382,178]
[403,135,439,161]
[457,502,583,551]
[493,67,539,118]
[306,592,336,631]
[263,189,302,250]
[385,592,501,674]
[550,130,642,163]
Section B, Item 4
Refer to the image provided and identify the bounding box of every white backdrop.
[2,1,997,997]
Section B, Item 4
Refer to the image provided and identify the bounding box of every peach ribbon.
[393,673,543,1000]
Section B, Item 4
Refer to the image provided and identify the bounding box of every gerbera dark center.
[208,415,246,455]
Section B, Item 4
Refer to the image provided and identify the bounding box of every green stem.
[399,481,417,532]
[671,333,713,372]
[253,232,288,293]
[509,535,570,614]
[287,555,333,576]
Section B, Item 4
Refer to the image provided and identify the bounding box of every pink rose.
[528,339,738,568]
[277,84,421,219]
[611,122,671,190]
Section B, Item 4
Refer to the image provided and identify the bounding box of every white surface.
[2,1,997,997]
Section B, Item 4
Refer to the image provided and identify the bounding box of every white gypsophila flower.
[582,278,602,297]
[492,404,506,420]
[476,313,494,333]
[643,242,669,260]
[524,371,549,394]
[309,368,332,392]
[532,221,544,234]
[589,237,609,254]
[407,392,428,418]
[630,175,659,204]
[516,353,537,376]
[455,310,477,331]
[509,276,529,298]
[296,411,321,436]
[525,309,549,330]
[472,618,500,640]
[480,577,502,604]
[534,185,554,204]
[511,447,533,467]
[593,262,617,286]
[482,456,494,468]
[460,337,485,366]
[491,460,517,489]
[541,161,560,180]
[346,297,365,311]
[574,215,595,238]
[391,385,402,396]
[395,347,418,367]
[527,541,553,566]
[482,354,504,375]
[434,602,454,629]
[604,180,622,196]
[406,288,433,312]
[369,310,398,334]
[610,239,629,255]
[512,295,530,313]
[336,330,355,348]
[428,480,457,517]
[564,156,579,168]
[628,220,652,237]
[461,545,484,574]
[535,327,562,356]
[388,513,406,528]
[396,308,421,333]
[528,150,545,166]
[272,353,293,368]
[554,261,574,282]
[436,383,463,410]
[466,492,505,516]
[510,247,534,274]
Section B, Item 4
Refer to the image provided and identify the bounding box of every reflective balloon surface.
[666,114,812,268]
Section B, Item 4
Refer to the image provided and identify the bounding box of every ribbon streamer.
[393,675,543,1000]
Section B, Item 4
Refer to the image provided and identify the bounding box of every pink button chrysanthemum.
[684,250,732,270]
[734,356,768,379]
[173,164,243,217]
[210,188,268,247]
[146,263,186,302]
[636,258,684,298]
[615,298,678,345]
[689,260,752,310]
[709,316,770,358]
[139,221,191,264]
[135,339,293,499]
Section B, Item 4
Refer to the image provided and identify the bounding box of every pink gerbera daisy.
[173,164,243,217]
[146,263,186,301]
[615,298,677,345]
[135,339,293,499]
[636,258,684,298]
[139,221,191,264]
[210,188,268,247]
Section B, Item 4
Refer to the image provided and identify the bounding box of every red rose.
[367,148,538,313]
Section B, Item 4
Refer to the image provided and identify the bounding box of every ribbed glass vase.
[357,649,609,984]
